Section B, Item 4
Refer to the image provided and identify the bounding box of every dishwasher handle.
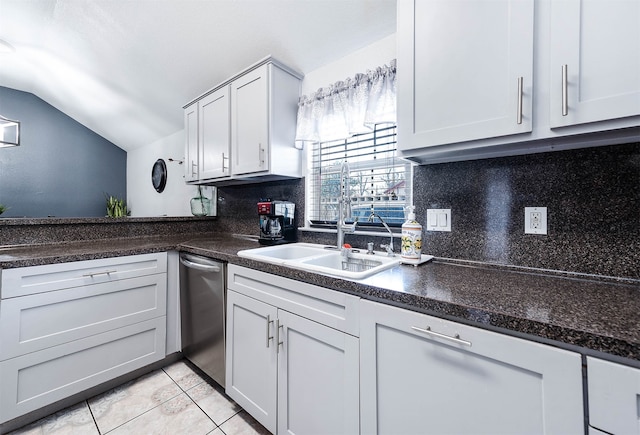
[180,254,222,273]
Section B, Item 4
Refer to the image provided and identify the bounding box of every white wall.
[126,130,215,217]
[125,33,396,217]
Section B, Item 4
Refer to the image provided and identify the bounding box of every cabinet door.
[587,357,640,434]
[277,310,359,435]
[199,86,231,180]
[397,0,534,151]
[0,317,166,424]
[231,64,269,176]
[225,290,277,434]
[360,300,584,435]
[184,103,199,182]
[550,0,640,128]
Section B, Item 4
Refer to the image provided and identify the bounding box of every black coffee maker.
[258,200,296,245]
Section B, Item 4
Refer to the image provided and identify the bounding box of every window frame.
[305,124,413,230]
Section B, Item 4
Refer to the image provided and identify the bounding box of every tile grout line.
[85,399,103,435]
[93,369,189,435]
[162,365,222,433]
[161,363,245,434]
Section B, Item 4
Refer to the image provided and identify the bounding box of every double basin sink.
[237,242,403,280]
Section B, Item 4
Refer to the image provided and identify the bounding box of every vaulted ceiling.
[0,0,396,151]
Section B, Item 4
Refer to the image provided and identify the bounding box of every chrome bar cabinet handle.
[276,319,284,353]
[517,76,524,125]
[83,270,117,278]
[259,144,265,167]
[562,64,568,116]
[266,315,274,348]
[411,326,472,347]
[222,152,229,172]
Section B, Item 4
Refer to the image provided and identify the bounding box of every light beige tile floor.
[8,360,271,435]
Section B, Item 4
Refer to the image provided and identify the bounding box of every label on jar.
[401,224,422,259]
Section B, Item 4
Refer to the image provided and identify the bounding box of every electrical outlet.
[525,207,547,235]
[530,212,541,229]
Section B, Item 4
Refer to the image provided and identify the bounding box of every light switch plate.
[427,209,451,232]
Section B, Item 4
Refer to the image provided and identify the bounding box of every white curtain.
[295,59,396,147]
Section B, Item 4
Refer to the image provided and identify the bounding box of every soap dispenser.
[401,205,422,260]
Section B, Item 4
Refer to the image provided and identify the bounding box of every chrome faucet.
[368,212,395,256]
[336,161,356,250]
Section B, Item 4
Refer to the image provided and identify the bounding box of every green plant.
[0,204,6,215]
[105,195,129,218]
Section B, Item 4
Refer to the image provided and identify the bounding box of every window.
[307,124,412,227]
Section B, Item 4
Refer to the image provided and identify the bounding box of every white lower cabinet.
[587,357,640,434]
[0,318,166,423]
[0,253,168,424]
[359,300,584,435]
[225,265,360,435]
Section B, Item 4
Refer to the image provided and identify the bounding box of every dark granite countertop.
[1,235,639,366]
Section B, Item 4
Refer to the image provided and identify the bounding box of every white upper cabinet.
[231,65,268,176]
[549,0,640,128]
[198,86,231,180]
[397,0,534,150]
[397,0,640,163]
[184,103,199,183]
[184,57,303,185]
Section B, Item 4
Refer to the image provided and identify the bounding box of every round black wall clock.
[152,159,167,193]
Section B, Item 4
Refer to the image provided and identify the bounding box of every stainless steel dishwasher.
[179,253,226,388]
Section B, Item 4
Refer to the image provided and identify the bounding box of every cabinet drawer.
[1,253,167,299]
[0,317,166,424]
[0,274,167,360]
[228,265,360,336]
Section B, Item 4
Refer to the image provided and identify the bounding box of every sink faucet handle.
[367,242,374,254]
[380,243,395,256]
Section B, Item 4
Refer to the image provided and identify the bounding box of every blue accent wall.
[0,86,126,217]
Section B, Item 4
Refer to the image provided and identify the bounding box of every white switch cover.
[524,207,547,234]
[427,209,451,232]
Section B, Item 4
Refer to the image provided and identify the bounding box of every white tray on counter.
[400,254,434,266]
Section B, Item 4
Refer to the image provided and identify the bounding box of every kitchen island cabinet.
[0,253,168,425]
[587,357,640,434]
[360,299,584,434]
[226,265,360,435]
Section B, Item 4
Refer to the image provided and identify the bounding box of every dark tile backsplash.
[216,179,305,237]
[413,142,639,278]
[217,142,638,279]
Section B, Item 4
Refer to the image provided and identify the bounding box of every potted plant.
[105,195,129,218]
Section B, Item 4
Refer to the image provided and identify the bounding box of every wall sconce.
[0,115,20,147]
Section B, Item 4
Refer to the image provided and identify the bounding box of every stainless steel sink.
[237,243,402,280]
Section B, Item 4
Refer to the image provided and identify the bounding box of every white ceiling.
[0,0,396,151]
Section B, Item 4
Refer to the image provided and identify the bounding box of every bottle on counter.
[401,205,422,260]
